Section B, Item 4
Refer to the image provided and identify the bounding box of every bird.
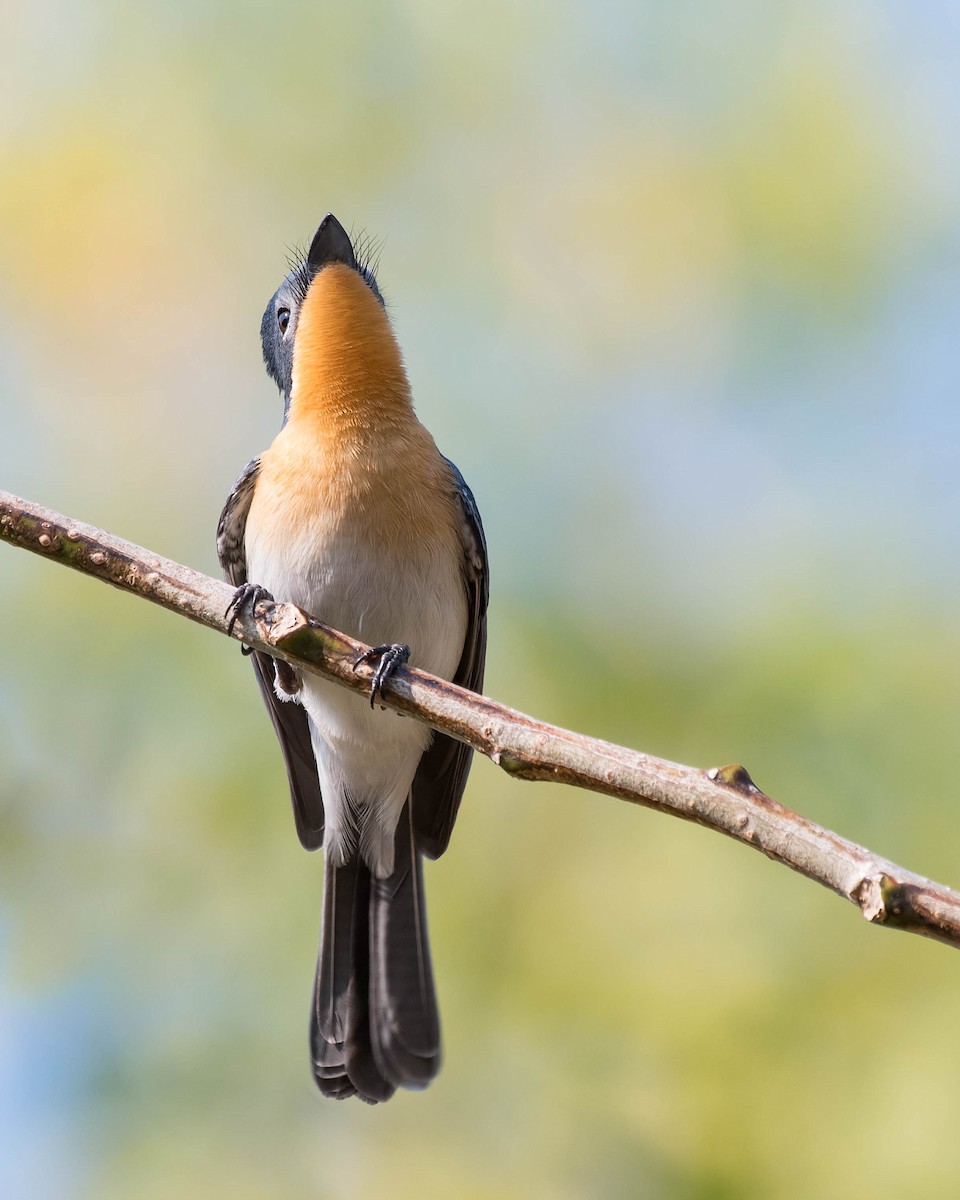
[216,214,488,1103]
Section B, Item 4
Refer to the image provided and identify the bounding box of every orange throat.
[288,263,412,435]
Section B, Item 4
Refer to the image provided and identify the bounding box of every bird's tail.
[310,799,440,1103]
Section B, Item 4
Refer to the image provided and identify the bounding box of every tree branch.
[3,486,960,949]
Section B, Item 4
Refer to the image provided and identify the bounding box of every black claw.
[225,582,275,644]
[353,642,411,708]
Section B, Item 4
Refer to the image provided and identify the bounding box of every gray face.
[260,214,385,409]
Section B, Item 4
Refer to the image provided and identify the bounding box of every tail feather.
[309,799,440,1103]
[369,802,439,1085]
[310,856,362,1099]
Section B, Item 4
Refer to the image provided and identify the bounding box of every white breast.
[244,481,467,876]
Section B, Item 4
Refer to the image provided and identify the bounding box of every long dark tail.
[310,800,440,1103]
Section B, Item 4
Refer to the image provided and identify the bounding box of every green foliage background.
[2,3,960,1197]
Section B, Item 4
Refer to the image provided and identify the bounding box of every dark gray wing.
[217,458,325,851]
[411,456,489,859]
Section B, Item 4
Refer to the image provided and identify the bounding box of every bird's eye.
[277,307,291,335]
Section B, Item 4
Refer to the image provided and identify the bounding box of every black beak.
[307,214,358,275]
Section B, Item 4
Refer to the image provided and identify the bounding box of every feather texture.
[217,217,488,1100]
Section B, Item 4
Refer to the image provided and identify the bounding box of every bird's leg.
[227,584,301,692]
[274,657,302,697]
[353,643,411,709]
[225,582,276,649]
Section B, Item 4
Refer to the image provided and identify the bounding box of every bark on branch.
[3,487,960,949]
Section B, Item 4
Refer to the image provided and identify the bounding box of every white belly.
[246,508,467,875]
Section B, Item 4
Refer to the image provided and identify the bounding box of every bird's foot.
[353,643,410,709]
[225,582,275,647]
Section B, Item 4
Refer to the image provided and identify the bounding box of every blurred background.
[2,1,960,1196]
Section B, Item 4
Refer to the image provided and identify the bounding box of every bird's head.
[261,214,402,422]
